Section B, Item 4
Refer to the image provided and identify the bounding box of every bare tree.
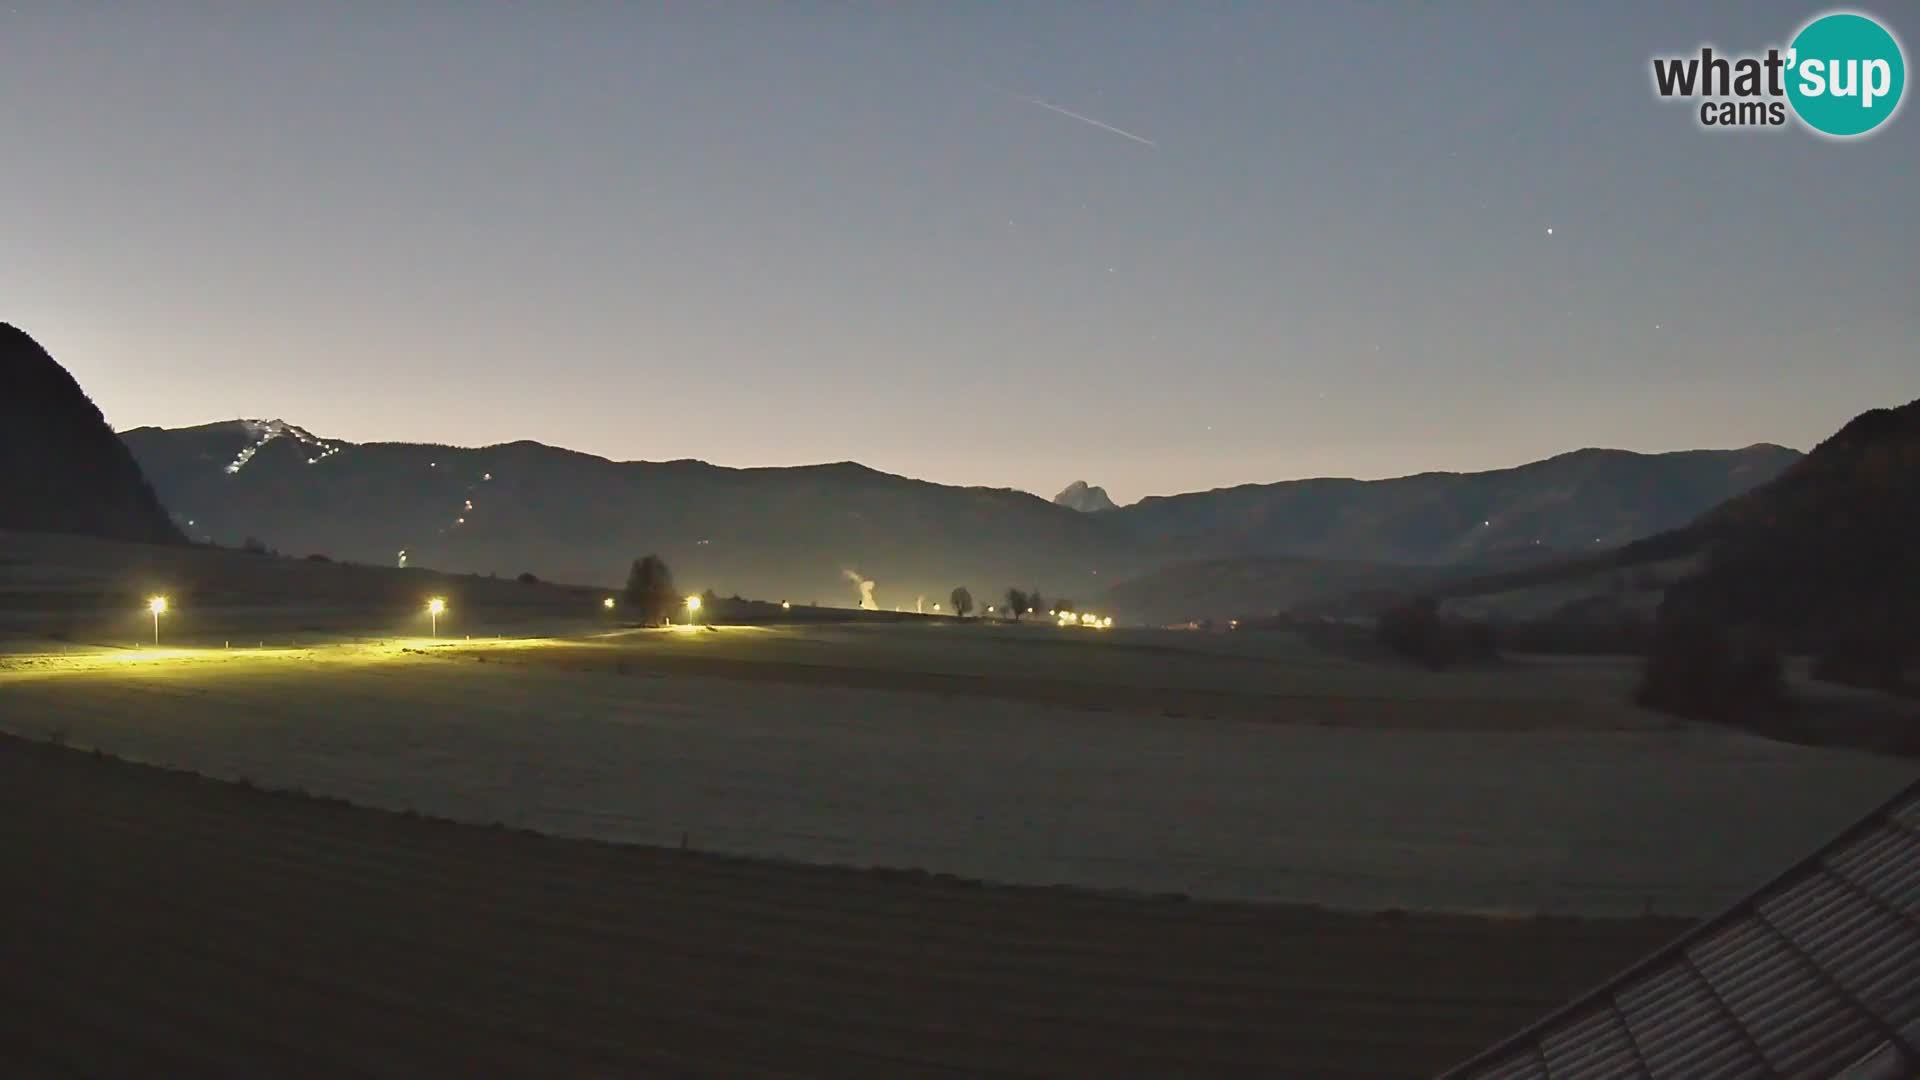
[1005,588,1028,621]
[950,586,974,619]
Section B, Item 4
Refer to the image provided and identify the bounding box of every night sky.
[4,3,1914,503]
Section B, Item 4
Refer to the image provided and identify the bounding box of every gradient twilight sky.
[3,3,1915,504]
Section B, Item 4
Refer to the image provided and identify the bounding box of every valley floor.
[3,531,1913,1074]
[0,732,1685,1079]
[2,628,1910,915]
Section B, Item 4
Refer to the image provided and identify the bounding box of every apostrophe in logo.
[1650,9,1906,138]
[1786,12,1905,137]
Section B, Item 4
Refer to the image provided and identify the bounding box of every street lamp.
[427,597,446,638]
[603,597,616,610]
[147,595,168,646]
[685,594,701,626]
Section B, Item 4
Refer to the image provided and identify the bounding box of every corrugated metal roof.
[1442,778,1920,1080]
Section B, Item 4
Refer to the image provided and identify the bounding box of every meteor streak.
[1027,97,1157,148]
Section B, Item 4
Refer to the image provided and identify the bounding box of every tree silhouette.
[1637,614,1791,728]
[624,555,677,624]
[1028,590,1044,616]
[950,586,974,619]
[1005,588,1028,621]
[1377,596,1446,668]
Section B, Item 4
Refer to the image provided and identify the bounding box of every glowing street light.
[782,601,791,610]
[603,597,616,610]
[147,595,168,645]
[427,597,446,638]
[685,594,701,626]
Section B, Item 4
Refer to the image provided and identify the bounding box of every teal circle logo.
[1787,12,1906,137]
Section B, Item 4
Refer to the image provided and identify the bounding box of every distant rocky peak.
[1054,480,1118,512]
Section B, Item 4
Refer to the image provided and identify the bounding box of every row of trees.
[1635,613,1792,729]
[1370,593,1791,718]
[1374,597,1498,669]
[1369,591,1884,744]
[943,587,1074,622]
[618,557,1081,628]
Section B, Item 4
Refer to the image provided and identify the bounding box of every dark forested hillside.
[0,324,183,545]
[1663,397,1920,656]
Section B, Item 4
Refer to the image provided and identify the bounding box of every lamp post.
[685,594,702,626]
[427,597,446,638]
[147,596,168,646]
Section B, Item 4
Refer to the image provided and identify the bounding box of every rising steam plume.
[843,569,877,610]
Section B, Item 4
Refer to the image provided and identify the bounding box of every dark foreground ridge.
[0,732,1681,1078]
[0,323,184,545]
[1443,777,1920,1078]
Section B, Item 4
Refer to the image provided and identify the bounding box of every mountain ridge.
[126,420,1068,498]
[122,415,1804,613]
[126,419,1802,510]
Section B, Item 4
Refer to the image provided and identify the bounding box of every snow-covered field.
[3,633,1909,916]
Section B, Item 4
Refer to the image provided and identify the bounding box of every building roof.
[1442,778,1920,1079]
